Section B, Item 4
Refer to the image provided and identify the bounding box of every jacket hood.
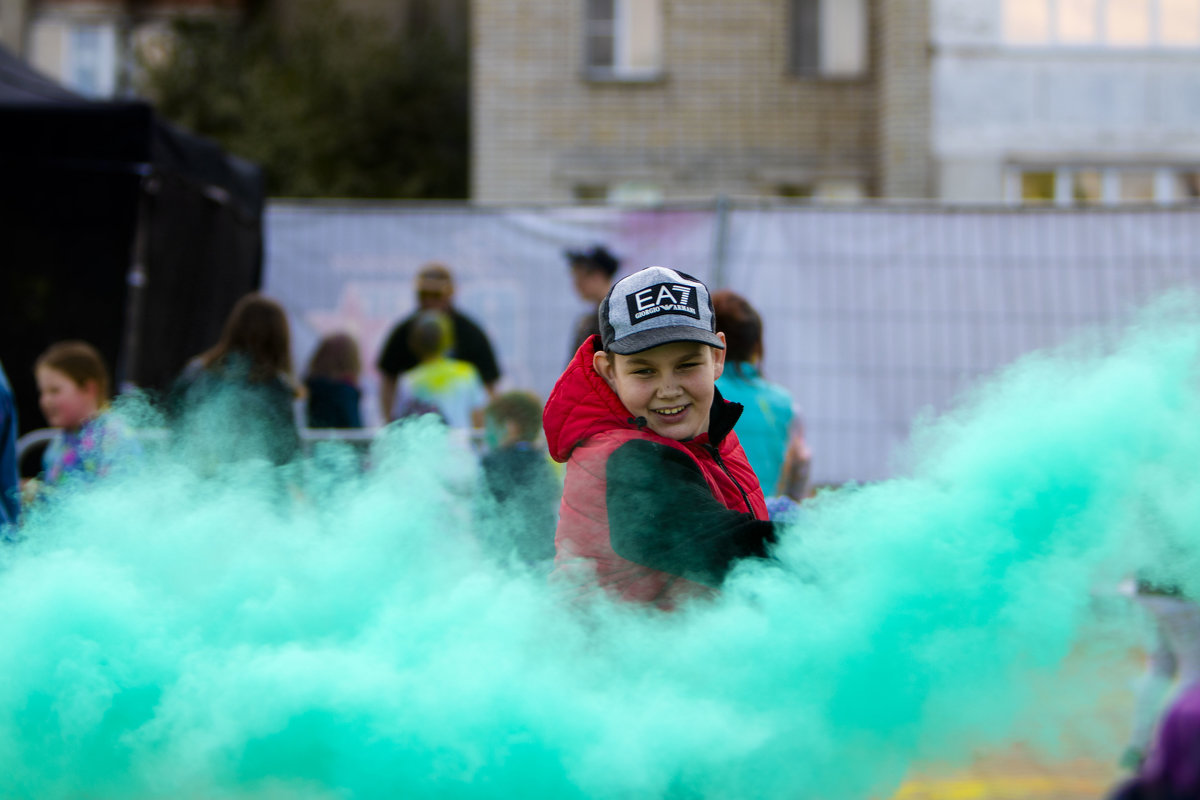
[543,335,744,463]
[544,336,630,462]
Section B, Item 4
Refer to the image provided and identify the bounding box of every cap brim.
[608,326,725,355]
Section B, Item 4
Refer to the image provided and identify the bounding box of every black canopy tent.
[0,46,264,443]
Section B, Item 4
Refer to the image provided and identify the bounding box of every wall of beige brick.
[472,0,883,203]
[877,0,933,199]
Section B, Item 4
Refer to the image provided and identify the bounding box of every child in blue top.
[476,390,561,569]
[711,290,811,501]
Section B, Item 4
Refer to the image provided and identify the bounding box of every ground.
[888,641,1144,800]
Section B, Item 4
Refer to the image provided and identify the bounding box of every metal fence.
[265,200,1200,485]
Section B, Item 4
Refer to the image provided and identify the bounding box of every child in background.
[303,332,363,429]
[543,266,777,608]
[711,289,811,504]
[390,311,488,430]
[476,390,560,570]
[31,340,139,492]
[169,292,301,468]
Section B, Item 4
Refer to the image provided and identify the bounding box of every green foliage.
[138,0,468,199]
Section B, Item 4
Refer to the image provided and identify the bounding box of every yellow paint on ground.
[891,774,1110,800]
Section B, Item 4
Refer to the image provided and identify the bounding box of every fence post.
[710,194,731,289]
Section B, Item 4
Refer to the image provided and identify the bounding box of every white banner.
[265,202,1200,485]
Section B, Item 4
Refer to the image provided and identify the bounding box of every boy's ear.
[82,378,102,402]
[712,333,727,380]
[592,350,617,388]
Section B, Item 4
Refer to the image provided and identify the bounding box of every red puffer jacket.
[543,336,772,607]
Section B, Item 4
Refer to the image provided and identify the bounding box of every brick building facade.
[472,0,933,203]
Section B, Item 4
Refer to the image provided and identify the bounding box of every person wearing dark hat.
[543,266,776,608]
[565,245,620,359]
[377,263,501,421]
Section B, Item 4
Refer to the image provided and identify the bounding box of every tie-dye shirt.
[393,357,487,430]
[42,412,140,487]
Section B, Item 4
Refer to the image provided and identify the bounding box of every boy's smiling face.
[594,337,726,441]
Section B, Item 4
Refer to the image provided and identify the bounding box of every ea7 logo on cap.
[625,283,701,324]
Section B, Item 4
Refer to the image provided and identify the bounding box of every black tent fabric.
[0,47,264,445]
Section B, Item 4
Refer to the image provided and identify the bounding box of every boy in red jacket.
[543,266,776,607]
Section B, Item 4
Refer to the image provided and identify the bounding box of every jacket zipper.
[706,443,754,515]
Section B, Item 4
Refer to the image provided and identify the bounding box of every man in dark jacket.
[377,263,501,419]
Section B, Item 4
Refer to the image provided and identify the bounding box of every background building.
[472,0,932,204]
[934,0,1200,204]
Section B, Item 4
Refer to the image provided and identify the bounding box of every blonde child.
[390,311,487,430]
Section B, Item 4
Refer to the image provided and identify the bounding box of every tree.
[138,0,468,199]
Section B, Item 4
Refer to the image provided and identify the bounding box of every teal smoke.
[6,295,1200,798]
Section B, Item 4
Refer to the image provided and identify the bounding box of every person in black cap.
[565,245,620,359]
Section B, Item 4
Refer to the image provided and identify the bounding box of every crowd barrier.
[15,426,387,478]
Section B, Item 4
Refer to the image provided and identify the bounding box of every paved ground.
[886,643,1145,800]
[892,751,1120,800]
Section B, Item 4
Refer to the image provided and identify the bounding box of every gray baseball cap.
[598,266,725,355]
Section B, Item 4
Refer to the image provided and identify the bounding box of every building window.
[1010,165,1200,204]
[1173,171,1200,199]
[1020,170,1057,202]
[813,178,866,202]
[777,183,815,199]
[66,23,118,98]
[789,0,869,78]
[1004,0,1200,46]
[584,0,663,80]
[1118,169,1157,202]
[1072,169,1104,203]
[571,181,663,206]
[573,184,609,202]
[608,182,663,206]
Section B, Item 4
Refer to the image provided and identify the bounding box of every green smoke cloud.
[5,296,1198,798]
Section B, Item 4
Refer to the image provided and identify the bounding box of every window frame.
[1007,164,1200,205]
[583,0,665,83]
[65,21,119,98]
[1002,0,1200,48]
[788,0,870,80]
